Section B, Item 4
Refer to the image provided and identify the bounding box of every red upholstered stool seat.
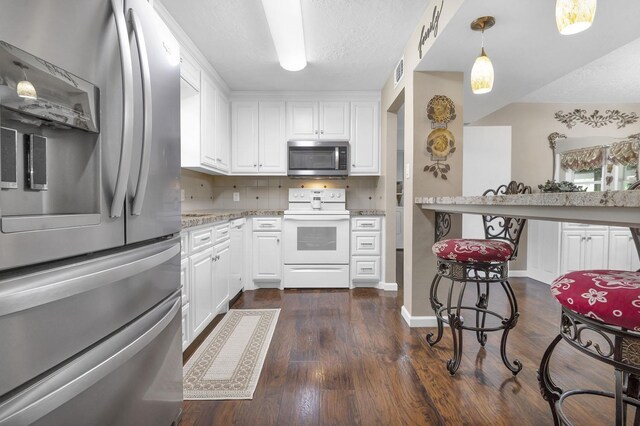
[551,270,640,330]
[432,239,514,263]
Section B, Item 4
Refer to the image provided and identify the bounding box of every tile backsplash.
[181,169,380,212]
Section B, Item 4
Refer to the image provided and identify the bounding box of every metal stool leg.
[475,281,489,347]
[537,334,563,426]
[446,281,467,375]
[427,274,444,346]
[499,280,522,375]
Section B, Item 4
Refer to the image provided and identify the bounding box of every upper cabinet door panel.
[179,49,200,91]
[350,101,380,175]
[319,101,349,140]
[200,75,217,168]
[231,101,259,173]
[287,101,318,140]
[215,91,230,172]
[259,101,286,174]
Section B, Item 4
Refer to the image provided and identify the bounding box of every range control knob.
[330,193,335,198]
[337,193,342,198]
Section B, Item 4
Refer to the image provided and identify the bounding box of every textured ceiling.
[160,0,429,91]
[416,0,640,122]
[521,37,640,103]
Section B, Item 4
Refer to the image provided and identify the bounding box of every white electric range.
[283,188,350,288]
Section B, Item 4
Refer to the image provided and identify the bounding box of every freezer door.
[0,292,182,426]
[0,237,180,398]
[0,0,127,271]
[125,0,181,244]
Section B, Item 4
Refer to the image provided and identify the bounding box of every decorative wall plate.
[426,95,456,124]
[427,128,455,159]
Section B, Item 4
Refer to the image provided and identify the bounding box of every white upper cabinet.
[350,101,380,175]
[258,101,286,174]
[182,68,231,175]
[287,101,349,140]
[179,49,200,91]
[231,101,259,173]
[231,101,286,175]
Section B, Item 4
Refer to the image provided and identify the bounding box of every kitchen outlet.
[233,192,240,202]
[405,164,411,179]
[180,189,185,201]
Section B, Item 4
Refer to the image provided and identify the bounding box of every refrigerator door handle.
[0,294,181,425]
[109,0,135,218]
[0,240,180,317]
[129,7,153,217]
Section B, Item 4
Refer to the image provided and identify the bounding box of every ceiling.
[416,0,640,123]
[160,0,429,91]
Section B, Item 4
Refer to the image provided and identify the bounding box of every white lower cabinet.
[560,226,609,274]
[609,228,640,271]
[181,221,231,352]
[252,231,282,282]
[181,304,190,351]
[213,239,230,314]
[351,216,382,285]
[190,247,215,338]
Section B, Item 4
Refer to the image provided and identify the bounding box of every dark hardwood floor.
[181,257,619,425]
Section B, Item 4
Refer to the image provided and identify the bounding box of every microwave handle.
[335,147,339,170]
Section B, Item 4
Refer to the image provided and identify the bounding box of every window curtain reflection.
[608,138,640,167]
[560,146,604,171]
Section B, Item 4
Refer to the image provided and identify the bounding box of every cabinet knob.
[352,164,356,167]
[216,158,222,162]
[320,130,324,134]
[314,130,318,134]
[259,164,263,167]
[277,238,280,243]
[254,164,257,167]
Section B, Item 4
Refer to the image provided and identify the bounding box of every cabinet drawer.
[180,232,189,258]
[351,232,380,255]
[352,256,381,282]
[180,257,189,306]
[254,217,282,231]
[214,223,230,244]
[190,227,214,253]
[352,217,381,231]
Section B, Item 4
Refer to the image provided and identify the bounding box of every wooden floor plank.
[180,272,625,425]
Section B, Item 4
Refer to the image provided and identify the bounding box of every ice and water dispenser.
[0,41,101,233]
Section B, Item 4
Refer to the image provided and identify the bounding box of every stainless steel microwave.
[287,141,349,177]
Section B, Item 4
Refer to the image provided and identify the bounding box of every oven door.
[283,215,350,264]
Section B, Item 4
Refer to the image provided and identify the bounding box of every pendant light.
[470,16,495,95]
[14,61,37,100]
[556,0,597,35]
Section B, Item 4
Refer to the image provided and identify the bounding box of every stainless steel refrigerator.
[0,0,182,424]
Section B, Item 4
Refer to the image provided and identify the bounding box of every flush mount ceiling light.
[261,0,307,71]
[556,0,597,35]
[470,16,495,95]
[14,61,37,100]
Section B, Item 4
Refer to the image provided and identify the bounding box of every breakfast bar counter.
[416,190,640,228]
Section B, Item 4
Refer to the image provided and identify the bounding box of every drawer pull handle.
[362,267,374,271]
[200,236,210,241]
[361,243,373,246]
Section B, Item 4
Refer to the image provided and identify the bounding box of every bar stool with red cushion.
[539,181,640,424]
[427,181,531,375]
[538,270,640,425]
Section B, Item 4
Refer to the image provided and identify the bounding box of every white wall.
[462,126,512,239]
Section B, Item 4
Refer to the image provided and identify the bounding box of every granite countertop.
[182,208,386,229]
[416,190,640,208]
[181,210,283,229]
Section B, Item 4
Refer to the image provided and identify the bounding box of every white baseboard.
[401,305,438,328]
[509,270,528,277]
[379,282,398,291]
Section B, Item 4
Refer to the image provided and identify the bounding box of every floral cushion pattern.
[551,270,640,330]
[432,239,514,263]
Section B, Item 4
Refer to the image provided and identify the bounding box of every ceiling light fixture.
[261,0,307,71]
[14,61,37,100]
[555,0,597,35]
[470,16,495,95]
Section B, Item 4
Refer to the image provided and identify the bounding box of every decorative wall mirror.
[549,132,639,191]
